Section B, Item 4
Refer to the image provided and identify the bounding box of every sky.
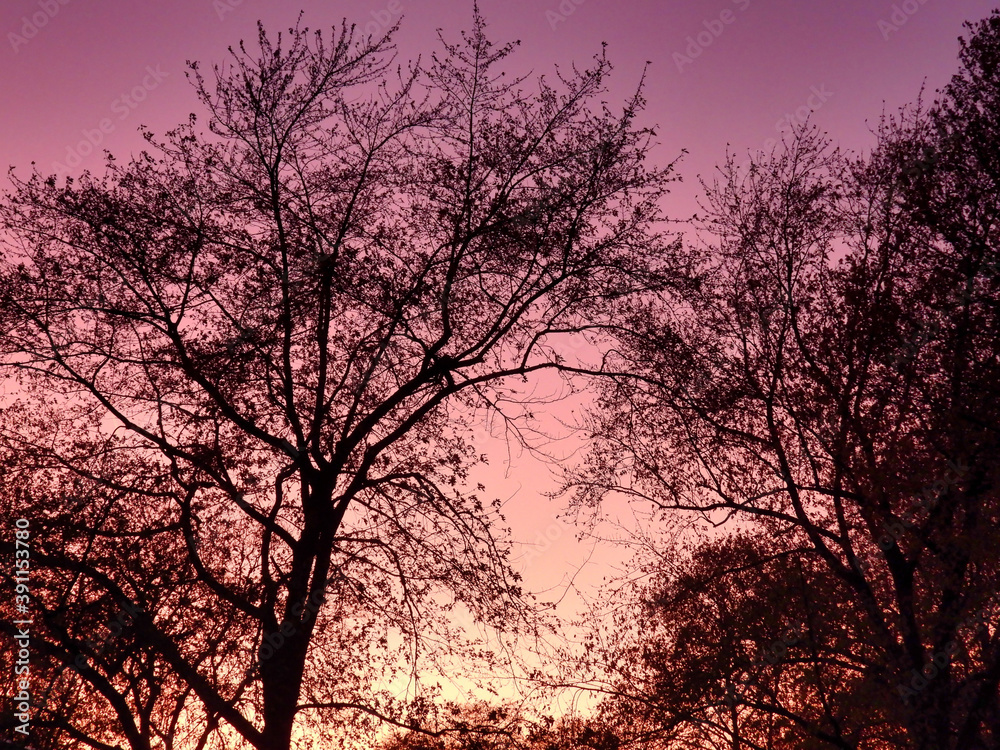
[2,0,997,703]
[4,0,996,216]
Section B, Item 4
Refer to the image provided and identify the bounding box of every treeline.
[1,9,997,750]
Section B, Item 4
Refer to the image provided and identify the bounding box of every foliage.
[573,11,1000,750]
[0,10,681,750]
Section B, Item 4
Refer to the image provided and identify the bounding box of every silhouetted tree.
[376,702,620,750]
[573,11,1000,750]
[0,10,683,750]
[594,533,911,749]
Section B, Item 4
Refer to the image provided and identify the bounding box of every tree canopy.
[0,11,682,750]
[2,7,999,750]
[570,10,1000,750]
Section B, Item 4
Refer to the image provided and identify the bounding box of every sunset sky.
[5,0,996,208]
[3,0,997,704]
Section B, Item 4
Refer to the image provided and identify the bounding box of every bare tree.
[0,10,683,750]
[571,13,1000,749]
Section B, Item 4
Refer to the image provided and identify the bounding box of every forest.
[1,6,997,750]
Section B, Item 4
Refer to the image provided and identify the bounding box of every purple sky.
[3,0,997,633]
[3,0,996,219]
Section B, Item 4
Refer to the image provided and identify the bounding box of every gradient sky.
[3,0,997,694]
[4,0,996,212]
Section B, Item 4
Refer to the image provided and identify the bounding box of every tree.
[572,11,1000,749]
[0,10,683,750]
[595,532,910,749]
[375,701,621,750]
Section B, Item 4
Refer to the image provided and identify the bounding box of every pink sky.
[4,0,996,218]
[3,0,997,696]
